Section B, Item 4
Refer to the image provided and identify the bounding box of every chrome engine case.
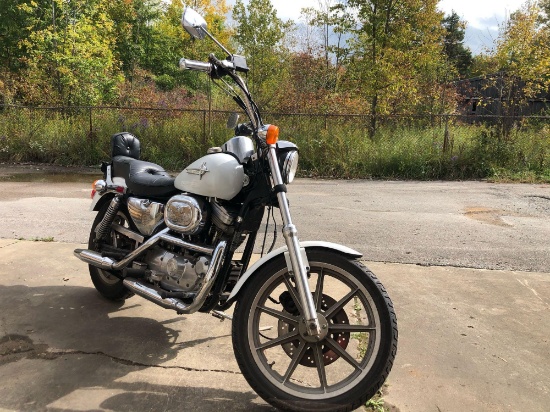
[145,247,210,292]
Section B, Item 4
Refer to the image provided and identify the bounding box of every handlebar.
[179,54,261,131]
[179,58,212,73]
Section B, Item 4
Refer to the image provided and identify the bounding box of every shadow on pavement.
[0,284,271,411]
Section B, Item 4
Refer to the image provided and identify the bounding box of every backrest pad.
[111,132,141,159]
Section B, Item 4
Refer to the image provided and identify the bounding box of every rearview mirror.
[227,113,240,129]
[181,8,207,40]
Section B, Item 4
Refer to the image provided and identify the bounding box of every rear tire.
[232,249,397,412]
[88,200,134,301]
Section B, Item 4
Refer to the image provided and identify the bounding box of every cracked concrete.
[0,240,272,411]
[0,240,549,411]
[1,334,242,374]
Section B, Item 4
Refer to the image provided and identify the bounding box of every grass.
[365,390,388,412]
[17,237,55,242]
[1,107,549,181]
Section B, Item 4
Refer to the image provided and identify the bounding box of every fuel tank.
[174,153,245,200]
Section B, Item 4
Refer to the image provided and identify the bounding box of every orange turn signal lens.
[266,124,279,145]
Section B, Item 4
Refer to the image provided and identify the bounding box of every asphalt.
[0,169,549,411]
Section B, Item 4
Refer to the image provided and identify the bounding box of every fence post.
[88,107,93,141]
[443,114,450,153]
[202,110,207,147]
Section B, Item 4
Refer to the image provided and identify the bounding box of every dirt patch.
[0,335,49,364]
[464,207,512,227]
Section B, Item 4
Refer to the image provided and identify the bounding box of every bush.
[0,107,549,182]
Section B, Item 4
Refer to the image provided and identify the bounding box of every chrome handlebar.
[179,58,212,73]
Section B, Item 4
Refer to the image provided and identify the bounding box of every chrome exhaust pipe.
[74,227,215,270]
[73,249,117,270]
[123,240,226,314]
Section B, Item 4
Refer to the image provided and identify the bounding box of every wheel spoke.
[256,330,300,351]
[329,324,376,332]
[323,288,359,320]
[282,340,309,384]
[313,269,325,311]
[313,343,328,392]
[282,273,304,314]
[258,305,299,325]
[324,336,362,370]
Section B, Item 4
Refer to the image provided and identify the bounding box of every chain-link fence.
[1,104,549,179]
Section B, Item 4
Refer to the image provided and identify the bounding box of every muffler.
[73,249,117,271]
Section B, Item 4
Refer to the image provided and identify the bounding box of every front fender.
[226,241,362,303]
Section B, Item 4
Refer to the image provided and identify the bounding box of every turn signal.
[266,124,279,145]
[91,180,98,199]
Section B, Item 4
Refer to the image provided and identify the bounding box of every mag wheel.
[232,250,397,412]
[88,200,134,301]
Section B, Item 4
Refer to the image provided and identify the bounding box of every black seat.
[110,132,177,198]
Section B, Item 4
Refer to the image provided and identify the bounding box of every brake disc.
[278,294,350,367]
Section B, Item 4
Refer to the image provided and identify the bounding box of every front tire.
[88,200,134,301]
[232,249,397,412]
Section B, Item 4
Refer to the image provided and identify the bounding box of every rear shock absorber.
[95,196,122,242]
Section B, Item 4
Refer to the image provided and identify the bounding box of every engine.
[131,193,252,293]
[144,247,210,293]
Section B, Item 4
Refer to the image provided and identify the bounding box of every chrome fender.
[226,241,362,303]
[90,177,126,211]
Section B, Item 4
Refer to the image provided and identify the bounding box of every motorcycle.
[74,7,397,412]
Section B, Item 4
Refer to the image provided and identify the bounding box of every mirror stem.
[200,27,233,58]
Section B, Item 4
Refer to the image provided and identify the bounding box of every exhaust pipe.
[74,228,215,270]
[123,240,226,314]
[73,249,117,271]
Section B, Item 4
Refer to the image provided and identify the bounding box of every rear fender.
[91,192,114,211]
[90,176,127,211]
[226,241,362,303]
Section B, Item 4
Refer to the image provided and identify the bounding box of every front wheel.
[232,250,397,412]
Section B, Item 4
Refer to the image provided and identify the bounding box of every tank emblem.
[185,162,209,179]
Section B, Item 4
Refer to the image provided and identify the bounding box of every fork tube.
[267,145,322,336]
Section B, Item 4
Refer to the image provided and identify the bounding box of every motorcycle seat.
[112,156,177,198]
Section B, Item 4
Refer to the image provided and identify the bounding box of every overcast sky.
[266,0,528,53]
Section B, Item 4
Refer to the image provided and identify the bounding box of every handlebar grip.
[179,58,212,73]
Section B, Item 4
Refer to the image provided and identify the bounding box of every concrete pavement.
[1,168,549,411]
[0,239,548,411]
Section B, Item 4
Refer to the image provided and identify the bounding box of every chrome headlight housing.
[277,141,299,184]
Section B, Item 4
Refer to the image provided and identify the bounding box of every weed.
[365,391,388,412]
[17,237,55,242]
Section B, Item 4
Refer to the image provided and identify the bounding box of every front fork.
[267,146,322,337]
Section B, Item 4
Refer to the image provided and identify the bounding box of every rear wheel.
[232,250,397,412]
[88,201,134,301]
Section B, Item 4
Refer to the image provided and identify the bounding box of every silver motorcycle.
[74,8,397,411]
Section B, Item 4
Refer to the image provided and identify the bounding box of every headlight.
[281,151,299,184]
[277,140,299,184]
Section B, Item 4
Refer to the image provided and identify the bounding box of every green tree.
[18,0,123,106]
[232,0,294,108]
[442,11,473,77]
[493,0,550,100]
[338,0,446,136]
[106,0,162,79]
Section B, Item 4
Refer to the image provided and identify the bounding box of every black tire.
[232,249,397,412]
[88,200,134,301]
